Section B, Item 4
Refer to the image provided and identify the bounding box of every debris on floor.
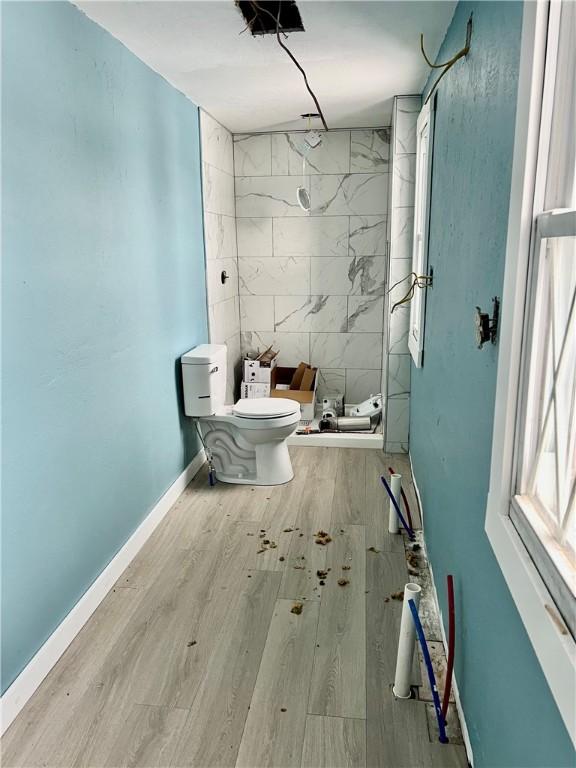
[314,530,332,545]
[279,556,285,562]
[290,601,303,615]
[283,527,294,533]
[337,578,349,587]
[342,565,351,571]
[316,569,328,579]
[187,640,197,647]
[391,590,404,601]
[367,546,380,553]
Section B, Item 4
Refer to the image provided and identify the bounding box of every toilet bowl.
[181,345,300,485]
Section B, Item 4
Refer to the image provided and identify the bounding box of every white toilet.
[181,344,300,485]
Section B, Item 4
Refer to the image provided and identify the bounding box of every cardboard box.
[243,357,277,384]
[240,381,270,399]
[271,367,317,421]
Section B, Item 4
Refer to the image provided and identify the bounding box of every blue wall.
[1,2,207,692]
[410,2,573,765]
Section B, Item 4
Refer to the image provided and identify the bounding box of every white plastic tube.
[388,473,402,534]
[393,582,422,699]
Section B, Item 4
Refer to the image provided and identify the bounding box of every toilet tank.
[181,344,227,417]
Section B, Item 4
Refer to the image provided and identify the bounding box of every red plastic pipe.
[442,574,455,720]
[388,466,414,531]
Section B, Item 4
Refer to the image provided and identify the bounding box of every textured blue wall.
[410,2,574,765]
[1,2,208,692]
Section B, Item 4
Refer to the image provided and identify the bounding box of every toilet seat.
[232,397,300,420]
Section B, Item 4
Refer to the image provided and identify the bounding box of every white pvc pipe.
[393,582,422,699]
[388,473,402,534]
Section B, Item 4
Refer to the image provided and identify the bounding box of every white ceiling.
[75,0,456,133]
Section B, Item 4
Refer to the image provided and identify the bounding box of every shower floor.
[288,404,384,449]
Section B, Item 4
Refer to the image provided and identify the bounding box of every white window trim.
[485,0,576,746]
[409,100,434,367]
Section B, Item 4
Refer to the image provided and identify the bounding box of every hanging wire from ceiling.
[421,13,473,105]
[248,1,329,131]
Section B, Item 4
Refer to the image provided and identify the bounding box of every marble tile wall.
[200,111,241,401]
[234,128,390,404]
[384,96,420,452]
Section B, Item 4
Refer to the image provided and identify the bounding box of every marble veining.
[316,368,346,401]
[350,129,390,173]
[311,173,388,216]
[235,176,306,217]
[385,395,410,443]
[202,162,235,217]
[233,134,272,176]
[233,128,395,406]
[200,111,234,176]
[241,330,310,367]
[385,96,420,446]
[390,207,414,260]
[200,110,240,400]
[204,212,237,261]
[310,332,382,370]
[239,257,309,296]
[274,295,347,333]
[387,354,411,396]
[271,131,350,176]
[393,155,416,207]
[394,96,421,155]
[389,305,410,354]
[273,216,349,258]
[345,369,382,402]
[347,296,384,332]
[349,215,387,257]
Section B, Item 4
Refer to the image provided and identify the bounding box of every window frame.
[409,99,435,367]
[485,0,576,746]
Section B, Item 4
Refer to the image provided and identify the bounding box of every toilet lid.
[233,397,300,419]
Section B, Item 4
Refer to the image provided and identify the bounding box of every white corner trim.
[0,449,206,736]
[410,455,474,766]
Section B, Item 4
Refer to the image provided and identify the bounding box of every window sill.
[486,499,576,745]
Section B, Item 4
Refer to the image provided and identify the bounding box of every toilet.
[181,344,300,485]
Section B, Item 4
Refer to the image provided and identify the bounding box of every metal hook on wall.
[421,13,473,105]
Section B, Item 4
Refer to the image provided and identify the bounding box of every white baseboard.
[409,453,474,766]
[0,449,206,736]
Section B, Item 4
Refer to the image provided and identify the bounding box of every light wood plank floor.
[2,448,468,768]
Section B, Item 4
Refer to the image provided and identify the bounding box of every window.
[486,0,576,744]
[409,100,434,367]
[512,0,575,633]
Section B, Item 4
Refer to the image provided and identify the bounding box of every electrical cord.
[249,1,329,131]
[421,14,473,105]
[389,272,432,314]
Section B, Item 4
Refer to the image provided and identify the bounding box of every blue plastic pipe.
[380,475,415,540]
[408,598,448,744]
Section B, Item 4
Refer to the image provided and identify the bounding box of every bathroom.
[2,2,575,767]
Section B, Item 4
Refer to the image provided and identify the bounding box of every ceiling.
[74,0,456,133]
